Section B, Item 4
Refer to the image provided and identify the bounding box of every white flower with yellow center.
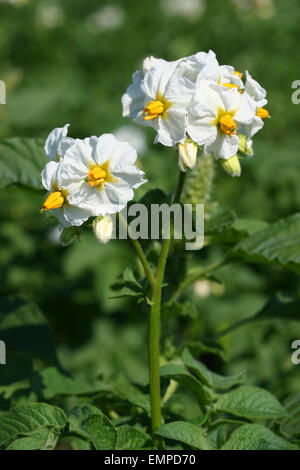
[42,133,146,223]
[236,71,269,153]
[245,70,269,120]
[122,59,194,147]
[42,161,92,227]
[187,81,256,160]
[44,124,74,162]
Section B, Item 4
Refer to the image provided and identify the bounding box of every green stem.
[119,213,155,293]
[149,170,186,446]
[130,237,155,293]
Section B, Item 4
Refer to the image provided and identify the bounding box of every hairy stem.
[130,237,155,293]
[119,213,155,293]
[149,170,186,446]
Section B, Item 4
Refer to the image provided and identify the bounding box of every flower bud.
[219,155,241,177]
[238,134,253,157]
[178,139,198,172]
[93,215,113,244]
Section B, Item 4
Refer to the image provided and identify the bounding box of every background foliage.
[0,0,300,450]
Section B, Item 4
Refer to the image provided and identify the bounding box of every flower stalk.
[149,170,186,446]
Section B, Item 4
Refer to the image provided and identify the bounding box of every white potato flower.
[123,51,268,163]
[122,59,194,147]
[187,81,256,160]
[44,124,74,162]
[42,133,146,227]
[237,71,269,153]
[42,160,92,227]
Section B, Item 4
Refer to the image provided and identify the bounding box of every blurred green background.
[1,0,300,414]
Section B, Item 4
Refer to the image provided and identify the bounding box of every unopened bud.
[93,215,113,244]
[219,155,241,177]
[178,139,198,172]
[238,134,253,157]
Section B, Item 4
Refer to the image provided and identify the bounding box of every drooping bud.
[178,139,198,172]
[219,155,241,177]
[238,134,253,157]
[93,215,113,244]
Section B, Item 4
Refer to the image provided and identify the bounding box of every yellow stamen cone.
[143,100,165,120]
[256,107,269,119]
[43,191,65,210]
[219,114,237,137]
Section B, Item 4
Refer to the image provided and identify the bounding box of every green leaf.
[182,349,245,390]
[68,404,103,429]
[60,226,82,246]
[216,294,300,338]
[156,421,211,450]
[181,340,227,362]
[205,209,236,234]
[232,213,300,274]
[116,426,151,450]
[110,266,144,299]
[215,386,287,420]
[163,301,199,320]
[231,218,269,236]
[208,424,227,450]
[0,403,67,448]
[31,367,111,400]
[215,218,269,244]
[68,405,117,450]
[7,429,59,450]
[70,437,92,450]
[0,354,32,387]
[160,363,212,408]
[0,298,59,365]
[280,392,300,439]
[0,138,46,189]
[222,424,297,450]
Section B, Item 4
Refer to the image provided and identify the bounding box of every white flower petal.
[188,114,217,145]
[234,92,256,125]
[142,60,179,99]
[94,133,118,165]
[207,133,239,160]
[154,108,187,146]
[111,165,146,190]
[63,206,91,226]
[41,161,58,191]
[44,124,70,161]
[245,70,267,104]
[122,70,145,119]
[181,50,219,84]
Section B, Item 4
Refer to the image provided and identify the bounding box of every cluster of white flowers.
[122,50,269,176]
[41,125,146,234]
